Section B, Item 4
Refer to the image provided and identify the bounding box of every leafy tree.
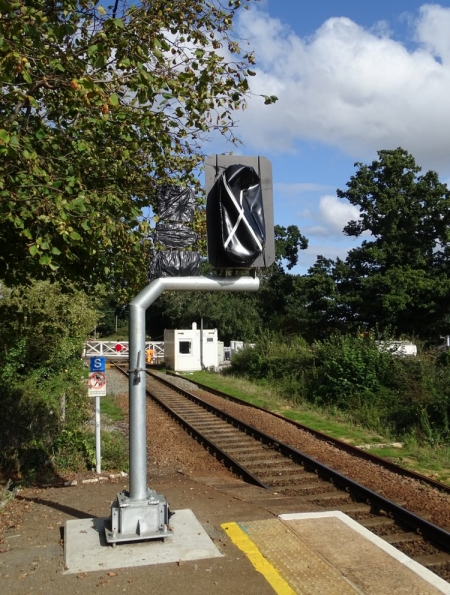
[255,225,308,333]
[274,224,308,270]
[147,289,261,344]
[0,0,275,292]
[292,256,350,340]
[306,148,450,339]
[0,280,99,474]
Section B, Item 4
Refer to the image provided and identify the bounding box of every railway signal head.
[205,155,275,270]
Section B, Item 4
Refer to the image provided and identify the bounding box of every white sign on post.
[88,371,107,397]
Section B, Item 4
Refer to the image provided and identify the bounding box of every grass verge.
[100,394,125,422]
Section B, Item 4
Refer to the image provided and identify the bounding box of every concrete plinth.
[64,509,222,574]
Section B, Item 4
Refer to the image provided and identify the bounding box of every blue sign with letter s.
[90,357,106,372]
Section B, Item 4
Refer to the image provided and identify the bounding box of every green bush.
[0,280,99,477]
[230,332,450,445]
[52,429,96,472]
[52,429,129,473]
[99,431,129,472]
[310,335,398,408]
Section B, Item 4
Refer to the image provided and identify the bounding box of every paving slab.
[279,512,450,595]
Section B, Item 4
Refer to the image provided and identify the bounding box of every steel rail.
[147,369,450,551]
[145,381,271,490]
[166,370,450,496]
[112,364,450,551]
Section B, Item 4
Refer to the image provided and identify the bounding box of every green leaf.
[110,94,119,106]
[112,18,125,29]
[0,129,10,144]
[87,45,98,56]
[29,245,39,256]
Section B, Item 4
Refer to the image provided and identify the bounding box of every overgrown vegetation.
[229,333,450,446]
[0,280,98,478]
[0,480,18,510]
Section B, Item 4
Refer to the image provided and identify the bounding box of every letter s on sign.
[94,358,102,369]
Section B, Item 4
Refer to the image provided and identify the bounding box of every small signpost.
[88,357,106,473]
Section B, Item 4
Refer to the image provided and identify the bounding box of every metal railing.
[84,340,164,361]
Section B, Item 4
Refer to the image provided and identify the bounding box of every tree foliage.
[0,0,274,292]
[274,224,308,270]
[305,148,450,339]
[147,289,260,344]
[0,280,99,475]
[144,225,309,340]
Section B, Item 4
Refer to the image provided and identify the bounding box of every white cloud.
[318,195,361,233]
[415,4,450,63]
[300,194,360,238]
[234,4,450,174]
[303,225,329,237]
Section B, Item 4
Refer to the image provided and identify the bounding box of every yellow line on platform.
[221,522,296,595]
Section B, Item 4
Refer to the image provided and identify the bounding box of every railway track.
[114,364,450,581]
[167,371,450,496]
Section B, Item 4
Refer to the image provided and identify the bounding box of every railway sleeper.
[211,434,261,443]
[412,552,450,568]
[187,419,231,427]
[383,532,423,545]
[180,414,225,421]
[251,465,312,475]
[213,443,264,453]
[203,429,242,437]
[177,414,224,422]
[358,516,397,529]
[286,491,352,503]
[238,454,287,463]
[225,445,269,454]
[269,481,333,491]
[336,502,371,514]
[225,452,282,463]
[248,464,312,475]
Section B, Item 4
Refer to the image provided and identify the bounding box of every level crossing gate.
[84,341,164,361]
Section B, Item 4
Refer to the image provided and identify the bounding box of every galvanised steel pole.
[128,275,260,501]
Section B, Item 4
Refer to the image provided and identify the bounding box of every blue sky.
[206,0,450,274]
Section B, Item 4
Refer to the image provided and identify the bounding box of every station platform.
[1,472,449,595]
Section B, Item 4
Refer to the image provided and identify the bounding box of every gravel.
[190,387,450,531]
[107,368,235,479]
[106,368,450,530]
